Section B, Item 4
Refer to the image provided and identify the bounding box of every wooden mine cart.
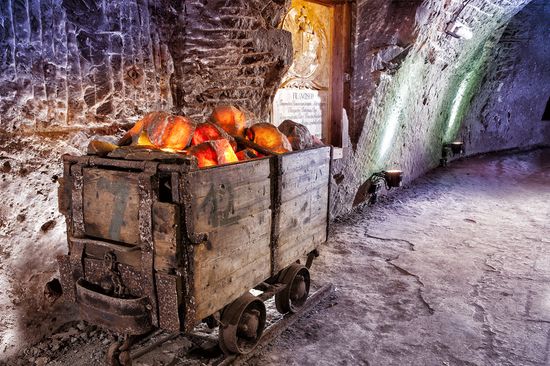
[57,145,332,363]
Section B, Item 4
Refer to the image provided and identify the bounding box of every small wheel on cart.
[219,292,266,354]
[275,263,311,314]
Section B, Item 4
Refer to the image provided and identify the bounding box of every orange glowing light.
[136,130,154,147]
[191,122,237,151]
[192,122,223,146]
[188,139,239,168]
[246,123,292,154]
[210,105,246,136]
[119,111,195,151]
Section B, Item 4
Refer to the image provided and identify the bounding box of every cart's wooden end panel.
[275,147,331,271]
[81,168,141,245]
[185,159,272,321]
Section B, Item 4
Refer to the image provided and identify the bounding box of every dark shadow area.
[542,96,550,121]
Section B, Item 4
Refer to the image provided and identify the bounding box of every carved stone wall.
[0,0,291,134]
[348,0,422,146]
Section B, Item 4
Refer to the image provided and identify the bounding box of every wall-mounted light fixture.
[368,169,403,204]
[440,141,465,167]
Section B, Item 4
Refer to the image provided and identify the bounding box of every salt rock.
[187,139,239,168]
[119,111,196,151]
[192,122,237,150]
[210,105,247,137]
[246,123,292,154]
[236,148,261,161]
[87,140,118,156]
[277,120,314,150]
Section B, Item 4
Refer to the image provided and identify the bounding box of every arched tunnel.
[0,0,548,364]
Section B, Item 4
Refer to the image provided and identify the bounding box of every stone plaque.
[272,88,329,138]
[271,0,333,140]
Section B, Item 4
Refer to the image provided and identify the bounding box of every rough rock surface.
[278,119,314,150]
[461,1,550,155]
[0,0,291,132]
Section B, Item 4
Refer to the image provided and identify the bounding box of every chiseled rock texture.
[0,0,291,131]
[461,1,550,155]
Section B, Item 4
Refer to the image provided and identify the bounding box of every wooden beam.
[329,2,351,147]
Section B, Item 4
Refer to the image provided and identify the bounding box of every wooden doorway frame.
[309,0,352,148]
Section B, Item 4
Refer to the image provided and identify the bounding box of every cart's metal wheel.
[219,292,266,355]
[275,263,311,314]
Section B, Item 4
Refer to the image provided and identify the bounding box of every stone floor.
[254,148,550,366]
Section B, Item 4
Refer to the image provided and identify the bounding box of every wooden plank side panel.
[194,210,272,264]
[275,147,331,270]
[277,231,326,269]
[187,160,273,321]
[194,254,271,321]
[280,147,331,173]
[188,159,270,197]
[195,232,270,289]
[190,190,271,233]
[276,208,327,269]
[82,168,141,245]
[191,213,271,320]
[277,216,326,269]
[187,160,271,233]
[281,164,329,202]
[278,185,328,234]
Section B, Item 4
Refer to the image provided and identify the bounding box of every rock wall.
[348,0,423,146]
[0,0,291,132]
[0,0,291,358]
[329,0,537,217]
[460,0,550,154]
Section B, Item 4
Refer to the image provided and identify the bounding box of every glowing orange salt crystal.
[246,123,292,154]
[191,122,237,150]
[119,111,195,151]
[188,139,239,168]
[192,122,223,145]
[210,105,246,136]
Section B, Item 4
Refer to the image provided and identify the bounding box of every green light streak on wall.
[444,70,474,142]
[442,44,489,143]
[375,58,419,168]
[378,85,409,162]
